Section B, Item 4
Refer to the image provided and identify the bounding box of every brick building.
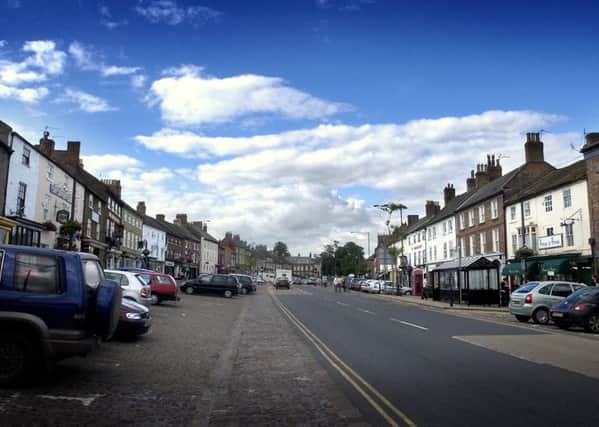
[581,132,599,277]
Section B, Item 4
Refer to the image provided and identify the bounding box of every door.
[550,283,574,306]
[210,275,227,294]
[195,274,212,293]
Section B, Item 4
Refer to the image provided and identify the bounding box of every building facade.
[581,133,599,277]
[288,255,321,278]
[0,121,16,243]
[136,202,166,272]
[121,203,144,268]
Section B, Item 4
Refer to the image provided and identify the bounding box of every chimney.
[203,224,207,232]
[0,121,12,147]
[156,214,165,222]
[102,179,122,199]
[64,141,81,168]
[407,214,419,226]
[136,201,146,215]
[582,132,599,153]
[443,183,455,206]
[524,132,544,163]
[175,213,188,225]
[226,232,233,239]
[475,163,490,188]
[487,154,502,181]
[38,130,55,157]
[425,200,441,218]
[466,170,476,192]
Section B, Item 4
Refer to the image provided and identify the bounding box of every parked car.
[105,270,152,305]
[275,278,291,289]
[509,281,587,324]
[137,272,179,304]
[550,287,599,333]
[114,298,152,339]
[399,285,413,296]
[0,245,121,385]
[383,281,397,294]
[231,274,257,294]
[351,280,363,291]
[254,276,266,285]
[180,274,241,298]
[364,280,382,294]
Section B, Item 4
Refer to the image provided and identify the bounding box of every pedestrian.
[334,276,340,292]
[592,274,598,287]
[500,279,508,306]
[343,276,348,292]
[421,276,428,300]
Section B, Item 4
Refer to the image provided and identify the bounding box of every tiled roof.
[140,213,169,233]
[457,166,523,211]
[428,191,472,224]
[504,160,587,205]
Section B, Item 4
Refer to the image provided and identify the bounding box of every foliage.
[43,221,57,232]
[387,246,400,263]
[59,220,81,237]
[320,241,367,276]
[515,246,536,258]
[273,241,290,257]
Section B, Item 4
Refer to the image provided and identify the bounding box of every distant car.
[114,298,152,339]
[254,276,266,285]
[137,272,180,305]
[364,280,382,294]
[509,281,587,324]
[382,281,397,294]
[399,286,413,296]
[105,270,152,306]
[550,287,599,333]
[275,278,291,289]
[231,274,256,294]
[351,280,362,291]
[180,274,241,298]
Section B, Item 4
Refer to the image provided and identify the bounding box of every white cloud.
[81,154,144,176]
[0,40,7,48]
[68,41,141,77]
[99,4,128,29]
[135,0,222,26]
[148,65,352,126]
[0,83,48,103]
[57,88,117,113]
[0,40,66,88]
[131,74,147,88]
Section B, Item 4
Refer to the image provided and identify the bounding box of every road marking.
[337,301,350,307]
[37,394,102,407]
[358,308,376,315]
[272,293,416,427]
[389,318,428,331]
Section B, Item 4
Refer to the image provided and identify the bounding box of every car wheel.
[555,321,570,330]
[185,287,194,295]
[584,314,599,333]
[533,308,549,325]
[0,331,34,386]
[241,288,248,295]
[224,290,233,298]
[515,315,530,323]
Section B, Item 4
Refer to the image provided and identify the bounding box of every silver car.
[509,281,587,324]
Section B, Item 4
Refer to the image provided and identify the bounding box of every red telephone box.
[412,268,424,296]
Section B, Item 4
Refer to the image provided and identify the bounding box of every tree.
[273,241,290,257]
[320,242,367,276]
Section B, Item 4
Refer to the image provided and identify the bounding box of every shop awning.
[539,258,570,275]
[502,263,522,276]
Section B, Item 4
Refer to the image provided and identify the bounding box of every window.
[544,194,552,212]
[492,228,499,252]
[47,164,54,181]
[546,227,554,236]
[443,242,448,259]
[523,201,531,217]
[510,206,516,221]
[432,227,436,239]
[491,199,498,219]
[512,234,518,253]
[15,253,61,293]
[480,232,487,254]
[459,213,465,230]
[563,189,572,209]
[551,283,572,298]
[538,285,552,295]
[16,182,27,214]
[469,235,475,256]
[22,146,30,166]
[86,219,92,238]
[433,245,437,260]
[83,260,104,290]
[459,238,465,256]
[89,194,93,209]
[443,222,447,235]
[479,206,485,223]
[468,210,475,227]
[448,219,453,233]
[565,223,574,246]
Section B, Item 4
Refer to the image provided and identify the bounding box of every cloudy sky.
[1,0,598,255]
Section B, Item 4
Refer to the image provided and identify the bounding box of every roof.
[405,214,435,235]
[457,167,522,211]
[427,191,472,225]
[432,256,500,271]
[504,160,587,205]
[52,159,109,201]
[139,213,169,233]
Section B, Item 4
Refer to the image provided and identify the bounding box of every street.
[1,285,599,426]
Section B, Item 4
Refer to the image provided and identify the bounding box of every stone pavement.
[206,288,369,427]
[389,294,509,312]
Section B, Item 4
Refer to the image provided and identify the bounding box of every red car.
[137,272,179,305]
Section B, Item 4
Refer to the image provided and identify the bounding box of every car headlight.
[126,312,143,320]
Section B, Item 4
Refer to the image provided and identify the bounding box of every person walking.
[421,276,428,300]
[592,274,598,287]
[334,276,340,292]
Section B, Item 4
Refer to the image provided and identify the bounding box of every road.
[275,286,599,427]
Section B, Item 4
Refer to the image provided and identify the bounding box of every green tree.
[273,241,290,257]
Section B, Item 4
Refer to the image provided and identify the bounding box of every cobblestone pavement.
[0,287,367,426]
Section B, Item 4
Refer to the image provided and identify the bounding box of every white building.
[504,159,592,282]
[191,221,218,273]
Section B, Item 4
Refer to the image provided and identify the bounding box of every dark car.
[114,299,152,339]
[231,274,257,295]
[180,274,241,298]
[0,245,121,385]
[550,287,599,333]
[274,278,290,289]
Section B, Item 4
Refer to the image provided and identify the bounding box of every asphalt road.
[276,286,599,427]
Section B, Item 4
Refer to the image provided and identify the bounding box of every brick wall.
[456,195,506,257]
[586,154,599,273]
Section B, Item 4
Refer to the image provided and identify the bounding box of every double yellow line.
[272,293,417,427]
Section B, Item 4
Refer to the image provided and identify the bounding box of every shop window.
[15,253,61,294]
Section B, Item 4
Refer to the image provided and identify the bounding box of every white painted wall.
[201,239,219,273]
[424,216,457,271]
[5,133,40,221]
[505,179,591,259]
[143,223,166,263]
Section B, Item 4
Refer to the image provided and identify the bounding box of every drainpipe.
[520,201,527,282]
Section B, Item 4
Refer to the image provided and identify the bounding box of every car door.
[550,283,574,306]
[535,283,553,308]
[194,274,212,293]
[210,275,226,294]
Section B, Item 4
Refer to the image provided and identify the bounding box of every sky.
[1,0,598,256]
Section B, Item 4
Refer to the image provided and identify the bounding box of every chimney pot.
[175,213,188,225]
[524,132,544,163]
[136,201,146,215]
[444,183,456,205]
[156,214,165,222]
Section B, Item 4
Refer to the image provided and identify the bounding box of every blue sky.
[1,0,598,254]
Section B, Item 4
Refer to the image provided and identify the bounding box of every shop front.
[503,254,593,286]
[0,216,16,244]
[8,217,44,247]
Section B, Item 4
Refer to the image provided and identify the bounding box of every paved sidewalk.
[379,293,509,313]
[207,288,369,426]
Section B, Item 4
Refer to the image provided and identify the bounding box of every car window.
[566,288,599,302]
[0,250,4,278]
[515,283,538,293]
[211,275,226,286]
[551,283,572,298]
[227,276,237,285]
[199,275,212,284]
[137,273,151,285]
[572,284,585,291]
[155,275,171,284]
[105,272,128,286]
[15,253,62,294]
[83,260,104,290]
[538,285,552,295]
